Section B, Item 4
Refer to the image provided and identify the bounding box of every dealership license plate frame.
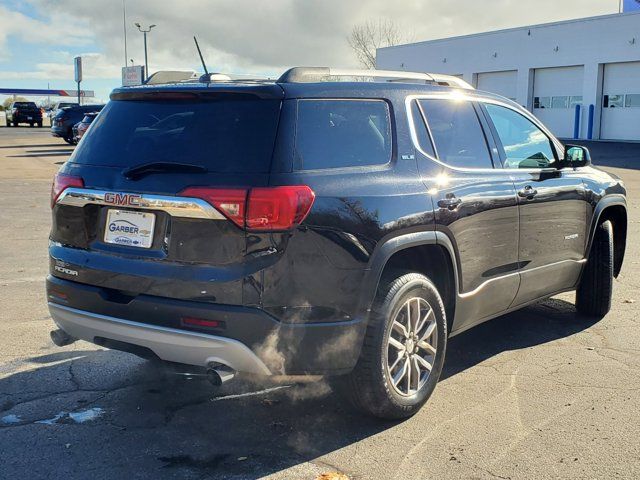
[104,209,156,249]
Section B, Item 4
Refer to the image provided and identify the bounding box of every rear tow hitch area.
[50,329,77,347]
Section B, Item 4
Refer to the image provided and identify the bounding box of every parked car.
[51,104,104,144]
[72,112,99,143]
[47,67,627,419]
[46,102,78,118]
[6,101,43,127]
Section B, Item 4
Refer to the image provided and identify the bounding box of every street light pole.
[134,23,156,81]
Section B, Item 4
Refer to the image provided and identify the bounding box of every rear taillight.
[179,186,315,231]
[51,173,84,208]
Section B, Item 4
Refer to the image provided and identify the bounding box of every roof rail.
[277,67,473,89]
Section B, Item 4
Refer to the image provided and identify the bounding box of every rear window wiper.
[123,162,207,180]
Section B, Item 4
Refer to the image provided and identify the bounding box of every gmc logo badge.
[104,192,142,206]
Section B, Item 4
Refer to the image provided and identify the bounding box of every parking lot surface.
[1,128,639,479]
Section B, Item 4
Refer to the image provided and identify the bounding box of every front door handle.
[437,194,462,210]
[517,186,538,199]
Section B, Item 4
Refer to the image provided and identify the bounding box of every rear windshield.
[71,98,281,173]
[14,102,36,108]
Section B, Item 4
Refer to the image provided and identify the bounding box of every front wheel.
[576,220,614,318]
[344,273,447,419]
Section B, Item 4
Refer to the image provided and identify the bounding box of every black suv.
[47,67,627,419]
[6,101,43,127]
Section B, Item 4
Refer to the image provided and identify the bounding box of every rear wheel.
[344,272,447,419]
[63,136,75,145]
[576,220,613,318]
[37,121,43,128]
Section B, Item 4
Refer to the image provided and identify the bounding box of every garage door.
[601,61,640,141]
[533,66,584,138]
[476,71,517,101]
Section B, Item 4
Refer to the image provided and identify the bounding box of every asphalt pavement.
[1,128,639,479]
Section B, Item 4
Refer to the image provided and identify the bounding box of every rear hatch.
[50,84,286,305]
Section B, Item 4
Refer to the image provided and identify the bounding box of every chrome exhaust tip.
[50,329,77,347]
[206,364,236,386]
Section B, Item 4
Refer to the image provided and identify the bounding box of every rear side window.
[419,99,493,169]
[71,98,281,173]
[295,99,392,170]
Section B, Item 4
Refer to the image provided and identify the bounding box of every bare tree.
[2,97,28,109]
[348,19,412,69]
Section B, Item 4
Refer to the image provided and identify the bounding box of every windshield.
[70,98,281,173]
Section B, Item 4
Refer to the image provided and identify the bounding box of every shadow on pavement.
[0,297,600,479]
[8,152,73,158]
[0,143,67,149]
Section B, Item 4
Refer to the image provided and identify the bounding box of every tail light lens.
[179,186,315,231]
[51,173,84,208]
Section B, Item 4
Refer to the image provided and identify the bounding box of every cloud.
[0,52,120,80]
[0,5,93,61]
[2,0,618,80]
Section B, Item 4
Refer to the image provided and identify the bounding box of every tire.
[63,136,75,145]
[29,122,34,127]
[12,121,17,127]
[37,121,42,128]
[344,272,447,419]
[576,220,613,318]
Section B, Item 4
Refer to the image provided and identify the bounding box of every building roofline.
[378,10,640,52]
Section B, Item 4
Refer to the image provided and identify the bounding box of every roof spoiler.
[277,67,474,89]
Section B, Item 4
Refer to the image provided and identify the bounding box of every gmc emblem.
[104,192,142,206]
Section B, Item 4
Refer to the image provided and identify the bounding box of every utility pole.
[123,0,128,67]
[135,23,156,81]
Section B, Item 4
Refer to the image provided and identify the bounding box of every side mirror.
[559,144,591,169]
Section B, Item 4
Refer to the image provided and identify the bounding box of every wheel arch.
[586,196,627,277]
[357,231,459,331]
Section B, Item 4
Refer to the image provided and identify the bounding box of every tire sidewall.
[374,275,447,411]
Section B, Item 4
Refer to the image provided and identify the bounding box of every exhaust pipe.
[50,329,77,347]
[207,364,236,386]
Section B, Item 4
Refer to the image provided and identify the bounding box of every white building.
[377,12,640,141]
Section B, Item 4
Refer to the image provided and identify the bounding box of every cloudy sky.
[0,0,622,103]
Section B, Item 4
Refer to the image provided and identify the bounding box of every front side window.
[485,103,556,169]
[419,99,493,169]
[295,99,392,170]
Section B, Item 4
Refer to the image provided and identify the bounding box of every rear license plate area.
[104,209,155,249]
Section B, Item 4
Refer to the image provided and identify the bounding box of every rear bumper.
[51,125,68,137]
[49,302,271,375]
[46,275,366,375]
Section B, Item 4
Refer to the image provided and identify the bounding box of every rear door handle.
[517,186,538,198]
[437,194,462,210]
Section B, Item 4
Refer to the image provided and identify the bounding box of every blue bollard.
[573,104,581,139]
[587,104,594,140]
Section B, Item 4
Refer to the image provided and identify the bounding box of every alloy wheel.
[386,297,438,396]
